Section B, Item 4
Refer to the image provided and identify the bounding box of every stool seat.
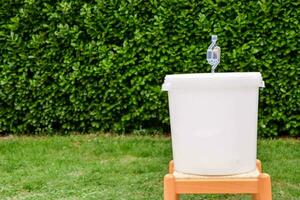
[164,160,272,200]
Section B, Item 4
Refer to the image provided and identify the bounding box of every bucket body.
[162,72,264,175]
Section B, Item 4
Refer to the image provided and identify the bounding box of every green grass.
[0,134,299,200]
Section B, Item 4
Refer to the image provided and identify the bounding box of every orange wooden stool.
[164,160,272,200]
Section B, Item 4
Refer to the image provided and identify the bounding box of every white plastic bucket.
[162,72,264,175]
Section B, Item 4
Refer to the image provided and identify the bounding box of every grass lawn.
[0,134,299,200]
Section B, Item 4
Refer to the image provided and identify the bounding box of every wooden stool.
[164,160,272,200]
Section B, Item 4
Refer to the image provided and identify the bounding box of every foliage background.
[0,0,299,137]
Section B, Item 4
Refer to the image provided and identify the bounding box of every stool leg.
[169,160,174,174]
[253,173,272,200]
[164,174,178,200]
[252,194,259,200]
[256,160,262,173]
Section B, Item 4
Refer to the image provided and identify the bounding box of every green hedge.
[0,0,299,137]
